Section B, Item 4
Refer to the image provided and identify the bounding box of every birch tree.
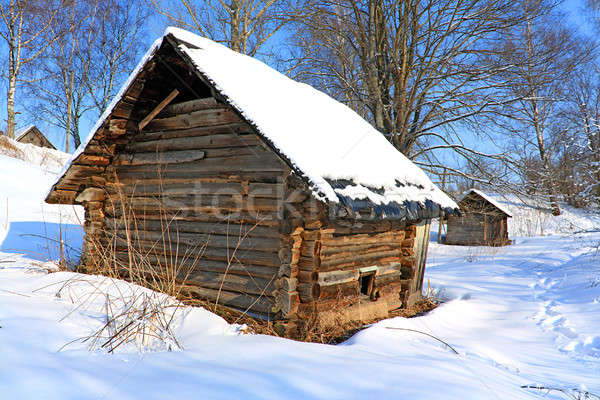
[0,0,65,138]
[25,0,146,151]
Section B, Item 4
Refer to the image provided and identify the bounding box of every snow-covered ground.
[1,145,599,399]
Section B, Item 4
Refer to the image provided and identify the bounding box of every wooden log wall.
[446,213,509,246]
[59,92,292,320]
[277,182,420,318]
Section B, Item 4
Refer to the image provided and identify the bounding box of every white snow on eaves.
[48,27,457,213]
[167,27,457,211]
[14,124,36,141]
[464,188,512,217]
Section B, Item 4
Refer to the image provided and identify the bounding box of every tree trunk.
[6,45,17,139]
[65,69,74,153]
[230,0,241,53]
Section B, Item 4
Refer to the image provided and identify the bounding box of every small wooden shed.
[15,125,56,149]
[45,28,458,333]
[445,189,511,246]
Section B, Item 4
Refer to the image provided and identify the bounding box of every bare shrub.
[0,136,25,160]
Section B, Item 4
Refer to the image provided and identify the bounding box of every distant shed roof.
[461,189,512,217]
[47,27,458,220]
[15,125,36,141]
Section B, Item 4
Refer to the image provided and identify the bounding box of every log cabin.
[45,28,458,334]
[445,189,511,246]
[15,125,56,150]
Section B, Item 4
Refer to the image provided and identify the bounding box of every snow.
[467,191,600,237]
[50,27,457,213]
[0,135,70,173]
[14,124,36,141]
[463,188,512,216]
[174,27,456,210]
[0,140,83,261]
[3,143,600,398]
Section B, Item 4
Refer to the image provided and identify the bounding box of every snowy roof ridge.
[48,27,458,218]
[166,27,457,213]
[15,124,36,141]
[462,189,512,217]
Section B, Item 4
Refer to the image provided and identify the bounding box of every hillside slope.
[0,141,599,399]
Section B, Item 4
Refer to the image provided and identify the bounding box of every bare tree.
[83,0,148,116]
[24,0,147,151]
[293,0,530,185]
[0,0,65,138]
[146,0,304,57]
[491,1,593,215]
[559,63,600,207]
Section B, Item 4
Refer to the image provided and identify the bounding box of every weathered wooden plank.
[108,238,281,267]
[110,251,277,279]
[104,217,279,238]
[75,187,106,203]
[134,122,251,142]
[113,150,206,166]
[111,229,280,252]
[125,133,261,153]
[139,88,180,131]
[181,285,274,315]
[317,270,359,287]
[160,97,222,116]
[145,108,240,131]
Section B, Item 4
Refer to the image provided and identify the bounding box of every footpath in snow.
[1,142,599,399]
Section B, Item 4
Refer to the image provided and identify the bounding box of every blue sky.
[0,0,595,159]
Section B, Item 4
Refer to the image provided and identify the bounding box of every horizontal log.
[318,281,359,300]
[111,169,286,183]
[103,194,280,213]
[107,238,282,267]
[108,250,277,279]
[145,108,241,131]
[185,269,275,297]
[320,242,400,257]
[110,228,280,252]
[46,189,77,204]
[160,97,222,116]
[320,231,405,247]
[77,154,111,166]
[104,180,282,198]
[113,150,206,166]
[103,205,279,225]
[125,133,261,153]
[320,250,402,271]
[104,217,279,239]
[317,270,359,287]
[135,122,251,142]
[181,285,274,315]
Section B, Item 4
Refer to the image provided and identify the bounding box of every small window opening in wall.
[359,272,375,297]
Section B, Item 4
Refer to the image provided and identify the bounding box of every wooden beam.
[138,89,179,131]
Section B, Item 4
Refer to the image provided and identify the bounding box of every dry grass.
[0,136,25,160]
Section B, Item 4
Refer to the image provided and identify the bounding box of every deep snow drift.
[1,146,599,399]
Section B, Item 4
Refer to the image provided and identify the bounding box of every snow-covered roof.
[15,125,36,141]
[48,27,458,220]
[462,189,512,217]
